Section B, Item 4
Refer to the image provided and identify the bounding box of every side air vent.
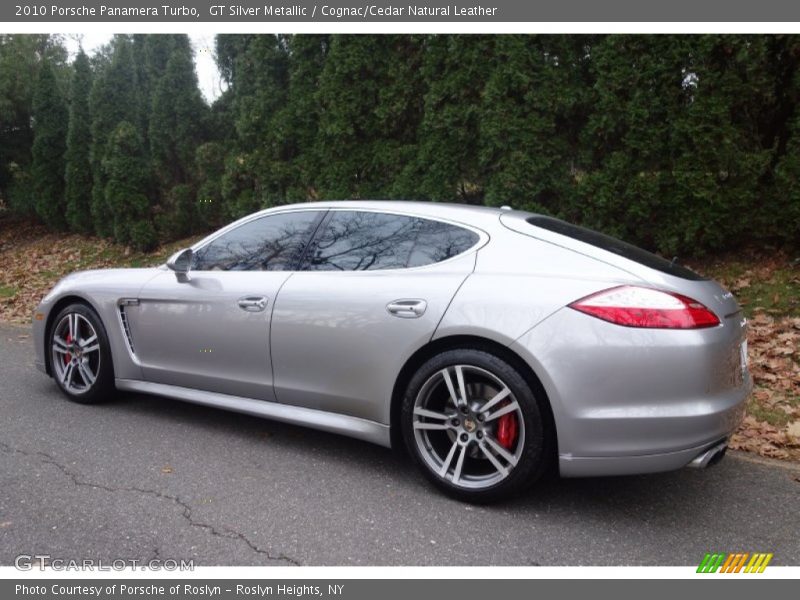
[118,304,136,355]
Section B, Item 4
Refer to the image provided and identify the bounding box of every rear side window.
[192,211,322,271]
[407,218,480,267]
[526,216,707,281]
[303,211,479,271]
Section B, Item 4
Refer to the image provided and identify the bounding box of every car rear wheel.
[49,303,115,404]
[401,348,550,503]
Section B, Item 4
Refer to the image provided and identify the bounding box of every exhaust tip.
[688,440,728,469]
[707,445,727,467]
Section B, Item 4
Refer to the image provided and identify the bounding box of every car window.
[192,211,322,271]
[407,218,481,267]
[303,211,479,271]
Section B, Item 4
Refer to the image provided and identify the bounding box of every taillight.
[569,285,720,329]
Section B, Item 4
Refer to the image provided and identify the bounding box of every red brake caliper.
[63,333,72,365]
[496,409,518,450]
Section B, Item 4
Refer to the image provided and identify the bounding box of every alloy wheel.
[412,364,526,490]
[51,312,102,394]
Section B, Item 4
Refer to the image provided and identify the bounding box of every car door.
[270,210,483,424]
[125,210,324,401]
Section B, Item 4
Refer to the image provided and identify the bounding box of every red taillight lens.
[569,285,720,329]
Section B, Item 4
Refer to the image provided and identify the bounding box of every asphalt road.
[1,322,798,566]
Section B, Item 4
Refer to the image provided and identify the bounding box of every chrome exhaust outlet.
[688,440,728,469]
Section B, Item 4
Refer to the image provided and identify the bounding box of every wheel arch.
[390,334,558,461]
[43,294,111,377]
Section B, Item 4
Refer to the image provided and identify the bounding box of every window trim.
[187,209,327,273]
[182,206,488,275]
[297,207,488,273]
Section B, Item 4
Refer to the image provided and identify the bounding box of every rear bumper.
[556,381,748,477]
[511,307,751,477]
[559,437,733,477]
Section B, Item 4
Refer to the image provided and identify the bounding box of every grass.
[0,285,17,298]
[746,396,797,428]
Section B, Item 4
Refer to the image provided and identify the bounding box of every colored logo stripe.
[697,553,725,573]
[697,552,773,573]
[745,553,773,573]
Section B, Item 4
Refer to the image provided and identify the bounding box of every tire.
[48,303,115,404]
[401,348,550,503]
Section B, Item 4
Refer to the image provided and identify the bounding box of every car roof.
[261,200,512,228]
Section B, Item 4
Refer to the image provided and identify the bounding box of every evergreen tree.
[1,35,68,215]
[149,39,208,237]
[30,60,68,229]
[4,33,800,257]
[195,141,226,228]
[372,35,426,198]
[102,121,156,250]
[276,34,329,200]
[89,35,141,237]
[150,42,207,188]
[412,35,496,203]
[313,35,425,199]
[774,115,800,246]
[669,36,775,253]
[131,34,152,145]
[771,37,800,247]
[578,35,694,252]
[481,36,595,214]
[221,34,290,217]
[138,35,192,147]
[64,49,93,233]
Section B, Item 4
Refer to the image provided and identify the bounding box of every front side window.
[192,211,322,271]
[303,211,479,271]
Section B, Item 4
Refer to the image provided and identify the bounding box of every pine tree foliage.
[149,38,209,237]
[102,121,155,250]
[30,60,68,229]
[89,36,141,236]
[64,49,93,233]
[4,34,800,256]
[0,34,68,214]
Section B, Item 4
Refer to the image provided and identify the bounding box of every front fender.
[33,268,162,380]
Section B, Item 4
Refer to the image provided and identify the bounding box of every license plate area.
[740,339,748,372]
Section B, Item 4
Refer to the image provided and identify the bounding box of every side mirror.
[166,248,193,282]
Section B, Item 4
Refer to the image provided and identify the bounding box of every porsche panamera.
[32,201,751,502]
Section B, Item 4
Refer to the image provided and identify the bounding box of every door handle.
[386,299,427,319]
[237,296,268,312]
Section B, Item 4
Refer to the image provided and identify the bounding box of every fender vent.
[118,305,136,355]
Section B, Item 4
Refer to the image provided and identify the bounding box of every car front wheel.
[401,348,550,503]
[49,303,115,404]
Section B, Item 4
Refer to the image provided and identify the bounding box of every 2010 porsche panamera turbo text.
[32,201,751,502]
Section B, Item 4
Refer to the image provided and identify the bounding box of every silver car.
[32,201,751,502]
